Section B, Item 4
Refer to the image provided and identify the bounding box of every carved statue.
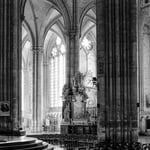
[62,71,89,122]
[62,84,70,99]
[64,103,70,122]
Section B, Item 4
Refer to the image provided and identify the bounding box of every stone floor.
[0,135,36,143]
[47,136,150,150]
[0,135,150,150]
[0,136,48,150]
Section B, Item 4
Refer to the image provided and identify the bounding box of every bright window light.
[60,44,66,53]
[56,36,61,45]
[81,37,91,49]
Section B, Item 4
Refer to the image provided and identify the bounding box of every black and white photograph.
[0,0,148,149]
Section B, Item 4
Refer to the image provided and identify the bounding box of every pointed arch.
[22,20,35,46]
[20,0,27,20]
[79,1,96,35]
[46,0,71,30]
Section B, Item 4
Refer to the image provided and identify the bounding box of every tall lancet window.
[79,35,97,121]
[22,40,33,132]
[80,36,96,87]
[49,36,66,108]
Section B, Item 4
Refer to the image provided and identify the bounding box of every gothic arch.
[46,0,71,31]
[81,24,96,41]
[79,1,96,34]
[55,0,71,30]
[22,21,35,46]
[41,15,65,47]
[20,0,27,20]
[28,0,39,46]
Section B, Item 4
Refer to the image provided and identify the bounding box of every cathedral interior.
[1,0,150,149]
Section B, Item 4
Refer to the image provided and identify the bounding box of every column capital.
[32,46,44,53]
[69,28,80,35]
[43,61,48,66]
[65,28,80,39]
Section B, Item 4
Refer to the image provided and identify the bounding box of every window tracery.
[48,36,66,108]
[141,0,150,7]
[79,36,96,88]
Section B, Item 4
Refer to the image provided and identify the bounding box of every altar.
[61,72,97,134]
[61,124,97,135]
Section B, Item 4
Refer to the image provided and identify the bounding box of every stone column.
[32,46,43,133]
[96,0,138,143]
[61,0,80,133]
[66,0,80,85]
[0,0,25,135]
[129,0,138,142]
[43,59,49,118]
[96,0,106,141]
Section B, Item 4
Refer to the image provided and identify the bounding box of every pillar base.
[97,128,138,143]
[31,124,42,133]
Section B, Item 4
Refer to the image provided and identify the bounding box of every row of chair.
[28,134,97,144]
[28,134,150,150]
[59,142,150,150]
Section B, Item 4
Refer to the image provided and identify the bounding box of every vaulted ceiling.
[22,0,96,61]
